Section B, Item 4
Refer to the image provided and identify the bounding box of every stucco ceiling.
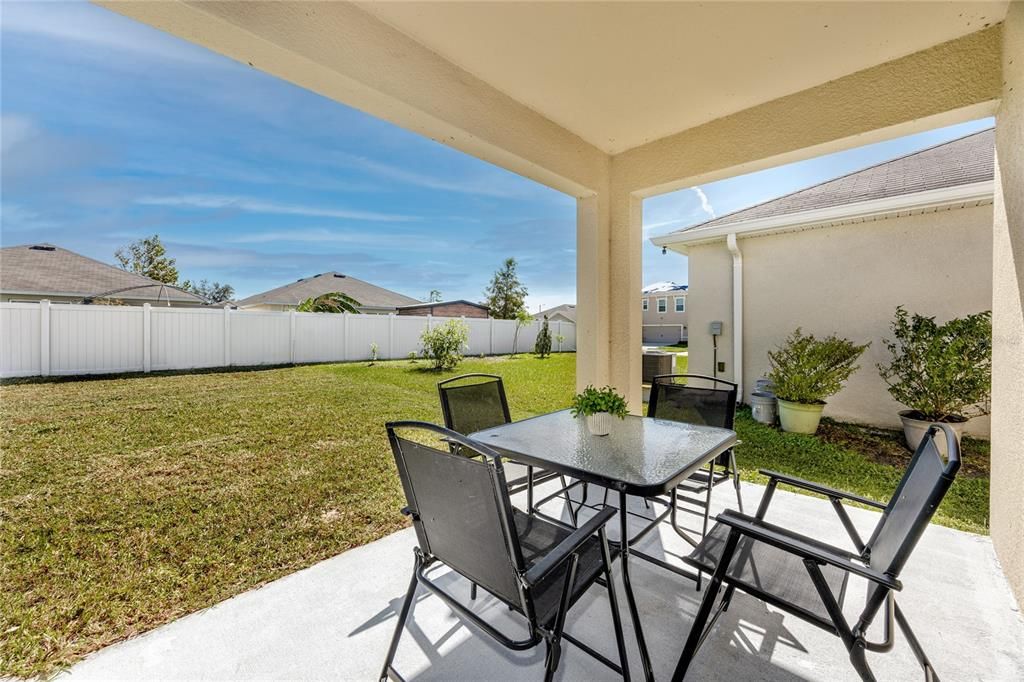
[358,1,1007,154]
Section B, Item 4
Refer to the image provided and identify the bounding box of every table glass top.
[470,409,736,495]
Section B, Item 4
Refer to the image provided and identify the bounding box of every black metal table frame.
[483,434,734,682]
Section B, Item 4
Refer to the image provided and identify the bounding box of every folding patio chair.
[648,374,742,511]
[672,423,961,682]
[438,373,578,517]
[380,422,630,682]
[644,374,742,563]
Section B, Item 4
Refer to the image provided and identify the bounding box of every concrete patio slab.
[62,480,1023,681]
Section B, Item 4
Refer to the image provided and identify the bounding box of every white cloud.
[135,194,419,222]
[334,153,538,199]
[693,187,715,218]
[1,1,219,66]
[642,185,716,236]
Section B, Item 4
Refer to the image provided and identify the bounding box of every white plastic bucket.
[751,392,778,425]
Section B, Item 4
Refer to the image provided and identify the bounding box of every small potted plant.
[877,307,991,450]
[767,328,869,434]
[570,385,629,436]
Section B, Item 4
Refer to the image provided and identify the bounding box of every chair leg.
[729,451,743,513]
[379,558,420,682]
[560,475,579,527]
[544,554,579,682]
[694,461,715,590]
[849,639,877,682]
[671,568,726,681]
[894,602,939,682]
[600,529,631,681]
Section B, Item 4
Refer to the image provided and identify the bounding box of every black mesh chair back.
[648,374,737,465]
[387,423,524,606]
[438,374,511,435]
[863,424,960,594]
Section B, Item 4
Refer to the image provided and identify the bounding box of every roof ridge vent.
[333,273,346,278]
[29,244,56,251]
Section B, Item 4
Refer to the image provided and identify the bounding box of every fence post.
[39,300,50,377]
[143,303,152,372]
[388,313,395,360]
[489,316,495,356]
[224,306,232,367]
[289,310,296,364]
[343,312,349,361]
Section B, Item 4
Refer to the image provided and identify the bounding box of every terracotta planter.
[777,399,825,434]
[899,410,966,454]
[585,412,613,436]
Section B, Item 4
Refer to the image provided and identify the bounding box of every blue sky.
[1,2,993,310]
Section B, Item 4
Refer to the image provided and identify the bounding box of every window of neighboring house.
[642,298,648,311]
[657,298,667,313]
[675,296,685,313]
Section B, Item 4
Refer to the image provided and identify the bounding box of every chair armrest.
[524,507,616,586]
[760,469,887,510]
[715,510,902,591]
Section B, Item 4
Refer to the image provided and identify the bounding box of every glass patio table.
[471,408,737,682]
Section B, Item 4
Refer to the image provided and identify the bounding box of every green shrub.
[768,328,869,404]
[419,319,469,370]
[877,307,991,421]
[296,291,360,313]
[534,317,552,358]
[570,385,629,418]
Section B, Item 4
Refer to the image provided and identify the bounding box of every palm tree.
[296,292,361,313]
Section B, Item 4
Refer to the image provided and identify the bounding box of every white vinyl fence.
[0,301,576,378]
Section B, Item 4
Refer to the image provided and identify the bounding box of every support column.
[575,193,611,392]
[991,2,1024,609]
[608,190,644,412]
[575,188,644,412]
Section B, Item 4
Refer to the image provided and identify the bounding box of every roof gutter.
[726,233,743,403]
[651,180,994,254]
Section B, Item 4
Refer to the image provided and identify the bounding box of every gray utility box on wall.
[642,351,673,383]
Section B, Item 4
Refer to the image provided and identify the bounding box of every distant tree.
[114,235,179,284]
[484,257,528,319]
[296,292,361,313]
[511,308,533,356]
[534,316,552,358]
[182,279,235,304]
[428,289,442,303]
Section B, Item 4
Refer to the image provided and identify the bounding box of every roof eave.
[650,180,994,254]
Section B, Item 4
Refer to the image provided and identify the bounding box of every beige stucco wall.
[687,204,994,436]
[990,2,1024,609]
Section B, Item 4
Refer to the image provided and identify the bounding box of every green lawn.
[0,353,989,677]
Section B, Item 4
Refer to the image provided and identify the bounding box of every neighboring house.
[652,127,994,436]
[0,243,206,307]
[234,271,420,313]
[535,304,576,324]
[396,300,489,318]
[642,282,688,344]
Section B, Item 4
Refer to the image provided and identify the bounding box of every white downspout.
[726,233,743,403]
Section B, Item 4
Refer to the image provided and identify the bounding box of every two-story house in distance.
[641,281,688,345]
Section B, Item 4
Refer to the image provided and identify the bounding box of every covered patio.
[78,1,1024,679]
[63,478,1024,680]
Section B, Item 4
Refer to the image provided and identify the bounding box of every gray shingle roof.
[675,127,994,235]
[234,272,421,308]
[0,244,206,303]
[535,304,576,322]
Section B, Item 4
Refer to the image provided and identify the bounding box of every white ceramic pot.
[777,399,825,434]
[586,412,613,436]
[899,410,965,454]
